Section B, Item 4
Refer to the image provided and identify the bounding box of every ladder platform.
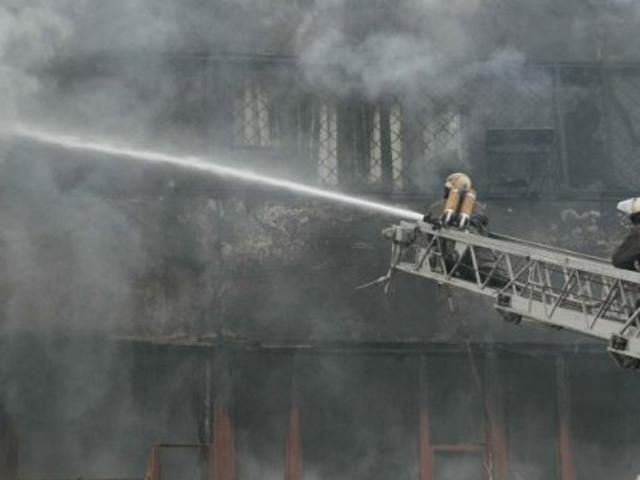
[383,221,640,369]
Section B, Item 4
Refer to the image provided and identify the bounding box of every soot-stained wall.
[3,1,640,476]
[4,339,640,480]
[2,135,639,479]
[1,138,629,344]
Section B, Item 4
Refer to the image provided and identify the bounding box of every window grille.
[313,103,338,186]
[233,80,280,147]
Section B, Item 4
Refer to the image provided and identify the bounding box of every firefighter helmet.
[617,197,640,216]
[445,172,472,192]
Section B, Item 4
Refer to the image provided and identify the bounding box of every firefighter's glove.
[470,214,490,235]
[470,213,489,228]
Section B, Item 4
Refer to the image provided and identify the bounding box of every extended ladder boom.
[383,221,640,368]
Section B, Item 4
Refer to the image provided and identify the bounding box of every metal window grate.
[409,99,465,187]
[233,80,280,147]
[368,106,383,185]
[422,110,461,170]
[367,102,405,189]
[313,102,338,186]
[121,54,640,196]
[482,70,554,129]
[390,103,405,189]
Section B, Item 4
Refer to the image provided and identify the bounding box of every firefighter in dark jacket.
[423,174,503,283]
[423,172,521,323]
[612,197,640,271]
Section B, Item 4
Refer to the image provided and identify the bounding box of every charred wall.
[4,339,640,479]
[4,1,640,478]
[1,122,639,478]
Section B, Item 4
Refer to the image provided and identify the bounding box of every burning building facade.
[2,1,640,479]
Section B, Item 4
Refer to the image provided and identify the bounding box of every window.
[422,110,463,170]
[233,80,280,148]
[368,103,405,189]
[313,102,338,186]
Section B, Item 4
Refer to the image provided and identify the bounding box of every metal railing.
[383,220,640,368]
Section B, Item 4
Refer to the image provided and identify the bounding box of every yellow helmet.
[445,172,472,191]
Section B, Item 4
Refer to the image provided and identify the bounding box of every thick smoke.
[0,1,72,123]
[1,1,174,143]
[0,3,198,477]
[0,157,146,332]
[0,0,304,145]
[294,0,546,190]
[4,0,639,139]
[2,1,640,479]
[295,0,527,99]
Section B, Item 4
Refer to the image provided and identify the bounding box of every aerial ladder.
[381,220,640,369]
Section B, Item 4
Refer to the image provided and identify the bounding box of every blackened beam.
[111,335,605,356]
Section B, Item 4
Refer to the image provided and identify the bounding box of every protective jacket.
[422,197,520,322]
[423,198,505,286]
[612,225,640,271]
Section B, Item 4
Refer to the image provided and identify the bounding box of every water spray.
[7,125,424,221]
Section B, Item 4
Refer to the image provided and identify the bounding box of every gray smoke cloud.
[0,1,72,123]
[293,0,640,103]
[1,1,177,143]
[2,0,638,138]
[0,4,191,477]
[0,162,146,333]
[295,0,526,99]
[0,0,303,144]
[2,1,640,478]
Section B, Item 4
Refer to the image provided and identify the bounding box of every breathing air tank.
[457,189,476,229]
[441,187,461,226]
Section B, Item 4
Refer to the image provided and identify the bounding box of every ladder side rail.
[415,234,439,271]
[573,271,591,326]
[387,223,640,367]
[502,295,620,340]
[394,225,638,326]
[480,252,507,289]
[491,232,607,263]
[393,261,621,340]
[617,279,634,318]
[392,224,640,321]
[403,222,640,283]
[468,244,484,287]
[535,262,552,319]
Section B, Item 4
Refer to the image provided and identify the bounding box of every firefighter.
[612,197,640,271]
[423,173,521,323]
[421,172,493,274]
[423,172,489,235]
